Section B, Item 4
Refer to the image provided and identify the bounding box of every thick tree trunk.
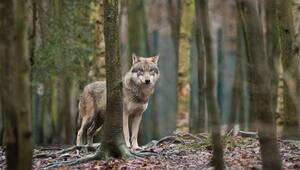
[192,0,206,133]
[277,0,300,139]
[97,0,131,158]
[236,0,282,169]
[176,0,194,132]
[0,0,33,169]
[197,0,224,169]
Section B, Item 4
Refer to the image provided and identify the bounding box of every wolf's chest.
[126,102,148,115]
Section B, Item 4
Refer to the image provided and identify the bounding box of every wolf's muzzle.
[145,80,150,84]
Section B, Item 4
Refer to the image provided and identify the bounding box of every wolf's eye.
[132,68,138,73]
[150,68,158,74]
[132,68,144,74]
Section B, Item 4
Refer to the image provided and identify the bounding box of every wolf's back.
[78,81,107,125]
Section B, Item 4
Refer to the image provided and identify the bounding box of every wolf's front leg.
[123,112,131,148]
[131,114,142,149]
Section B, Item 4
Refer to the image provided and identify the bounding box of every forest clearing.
[1,0,300,169]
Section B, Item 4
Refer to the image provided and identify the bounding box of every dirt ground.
[1,132,300,169]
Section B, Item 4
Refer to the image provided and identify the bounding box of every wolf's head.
[128,54,160,87]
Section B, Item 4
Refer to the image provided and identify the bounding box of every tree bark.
[167,0,181,56]
[277,0,300,139]
[228,46,242,131]
[236,24,247,131]
[236,0,282,169]
[197,0,224,169]
[50,77,59,143]
[63,78,72,144]
[192,0,206,133]
[176,0,194,132]
[0,0,33,169]
[97,0,132,158]
[265,0,280,116]
[127,0,149,65]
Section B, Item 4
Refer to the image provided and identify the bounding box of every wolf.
[76,54,160,149]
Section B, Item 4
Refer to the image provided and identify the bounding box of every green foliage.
[32,0,94,87]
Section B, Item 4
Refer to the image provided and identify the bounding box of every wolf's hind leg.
[76,117,90,146]
[131,114,142,149]
[87,112,103,147]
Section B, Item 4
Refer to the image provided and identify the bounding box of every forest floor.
[0,132,300,169]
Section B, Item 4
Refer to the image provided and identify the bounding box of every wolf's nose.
[145,80,150,84]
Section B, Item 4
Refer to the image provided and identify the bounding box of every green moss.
[178,135,246,150]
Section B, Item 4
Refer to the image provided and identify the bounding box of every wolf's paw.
[126,144,132,148]
[131,145,141,150]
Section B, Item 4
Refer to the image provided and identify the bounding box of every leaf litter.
[0,132,300,169]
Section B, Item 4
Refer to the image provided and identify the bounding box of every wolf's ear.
[152,55,159,65]
[132,53,139,65]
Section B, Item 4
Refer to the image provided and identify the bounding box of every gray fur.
[76,54,160,149]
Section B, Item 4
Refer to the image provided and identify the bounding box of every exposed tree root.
[44,153,100,169]
[34,143,100,158]
[130,149,158,157]
[43,144,158,169]
[156,135,184,146]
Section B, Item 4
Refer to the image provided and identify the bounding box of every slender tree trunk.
[97,0,132,158]
[176,0,194,132]
[192,0,206,133]
[224,2,239,132]
[50,77,59,143]
[292,0,300,134]
[197,0,224,169]
[236,0,257,132]
[236,0,282,169]
[265,0,280,116]
[127,0,149,65]
[228,48,242,131]
[236,24,247,131]
[167,0,181,56]
[63,78,72,144]
[39,93,46,143]
[0,104,2,145]
[0,0,33,169]
[0,103,2,145]
[277,0,300,139]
